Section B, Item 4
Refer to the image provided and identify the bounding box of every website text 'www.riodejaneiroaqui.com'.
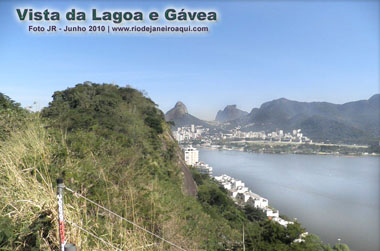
[27,24,210,34]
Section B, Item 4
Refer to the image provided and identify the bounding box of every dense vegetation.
[0,93,28,140]
[0,84,350,250]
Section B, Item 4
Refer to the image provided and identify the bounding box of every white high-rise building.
[183,145,199,166]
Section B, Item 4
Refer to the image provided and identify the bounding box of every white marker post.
[57,178,66,251]
[57,179,77,251]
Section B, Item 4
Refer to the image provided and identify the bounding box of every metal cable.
[66,220,122,251]
[65,186,186,251]
[131,242,159,250]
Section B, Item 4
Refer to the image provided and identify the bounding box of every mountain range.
[165,95,380,144]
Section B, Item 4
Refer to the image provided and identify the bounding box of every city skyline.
[0,0,379,120]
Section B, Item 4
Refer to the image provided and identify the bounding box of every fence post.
[57,178,66,251]
[57,178,77,251]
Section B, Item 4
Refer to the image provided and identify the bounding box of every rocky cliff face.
[215,105,248,122]
[165,101,188,121]
[165,101,211,128]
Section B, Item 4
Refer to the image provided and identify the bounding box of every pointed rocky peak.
[165,101,188,121]
[174,101,188,114]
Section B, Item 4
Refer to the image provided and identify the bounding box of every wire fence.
[64,186,186,251]
[66,220,123,251]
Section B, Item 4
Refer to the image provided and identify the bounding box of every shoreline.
[197,146,379,251]
[195,144,380,157]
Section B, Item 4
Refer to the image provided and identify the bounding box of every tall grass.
[0,116,58,250]
[0,116,160,250]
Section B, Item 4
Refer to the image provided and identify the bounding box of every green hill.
[0,83,348,250]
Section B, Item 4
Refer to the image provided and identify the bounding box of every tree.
[244,205,267,222]
[332,243,350,251]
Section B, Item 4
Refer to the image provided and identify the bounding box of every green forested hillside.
[0,83,348,250]
[0,92,27,140]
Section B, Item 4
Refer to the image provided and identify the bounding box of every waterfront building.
[183,145,199,166]
[214,174,294,228]
[294,232,309,243]
[236,191,268,209]
[265,208,280,218]
[272,217,294,227]
[194,162,213,176]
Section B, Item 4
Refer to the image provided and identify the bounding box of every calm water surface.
[199,149,380,251]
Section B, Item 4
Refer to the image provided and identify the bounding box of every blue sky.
[0,0,378,120]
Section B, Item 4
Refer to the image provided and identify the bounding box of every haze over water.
[199,149,380,251]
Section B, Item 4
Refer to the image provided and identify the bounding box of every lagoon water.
[199,149,380,251]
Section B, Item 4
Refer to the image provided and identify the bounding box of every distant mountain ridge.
[166,95,380,144]
[215,105,248,122]
[237,94,380,143]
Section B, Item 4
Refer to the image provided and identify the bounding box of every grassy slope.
[0,85,349,251]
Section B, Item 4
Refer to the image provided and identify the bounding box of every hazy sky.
[0,1,378,120]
